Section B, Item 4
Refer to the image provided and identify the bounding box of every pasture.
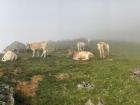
[0,40,140,105]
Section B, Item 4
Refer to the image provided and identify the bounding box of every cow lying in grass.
[1,51,17,62]
[26,41,48,58]
[68,50,94,60]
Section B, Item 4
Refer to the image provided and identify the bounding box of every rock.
[133,69,140,76]
[4,41,26,53]
[0,84,14,105]
[54,73,69,80]
[77,81,94,89]
[97,97,104,105]
[85,99,95,105]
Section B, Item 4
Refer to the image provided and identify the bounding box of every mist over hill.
[0,0,140,51]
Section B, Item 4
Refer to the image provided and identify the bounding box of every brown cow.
[26,41,48,58]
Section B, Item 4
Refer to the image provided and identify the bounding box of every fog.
[0,0,140,51]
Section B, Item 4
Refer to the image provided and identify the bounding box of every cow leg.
[41,51,44,57]
[32,50,35,57]
[77,44,80,51]
[99,50,102,58]
[37,50,40,57]
[79,47,81,51]
[80,47,82,51]
[82,46,84,51]
[97,45,102,58]
[85,55,89,60]
[43,50,47,58]
[78,47,80,51]
[79,45,81,51]
[102,48,105,58]
[83,46,85,51]
[81,47,82,51]
[41,50,46,58]
[106,45,109,56]
[77,46,79,51]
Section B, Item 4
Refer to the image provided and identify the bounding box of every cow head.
[26,43,31,50]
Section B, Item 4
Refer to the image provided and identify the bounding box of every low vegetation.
[0,41,140,105]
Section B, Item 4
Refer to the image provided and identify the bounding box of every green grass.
[0,41,140,105]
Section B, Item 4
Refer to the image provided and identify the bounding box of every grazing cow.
[68,50,94,60]
[97,42,109,58]
[77,42,87,51]
[1,51,17,62]
[26,41,48,58]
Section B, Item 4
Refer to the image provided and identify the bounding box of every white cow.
[68,50,94,60]
[77,42,87,51]
[26,41,48,58]
[1,51,17,62]
[97,42,109,58]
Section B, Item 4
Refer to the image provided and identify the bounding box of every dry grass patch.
[16,75,44,97]
[54,73,69,81]
[0,69,5,78]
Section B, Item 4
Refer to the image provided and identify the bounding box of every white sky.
[0,0,140,51]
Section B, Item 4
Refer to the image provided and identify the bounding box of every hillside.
[0,41,140,105]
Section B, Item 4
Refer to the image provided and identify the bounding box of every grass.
[0,41,140,105]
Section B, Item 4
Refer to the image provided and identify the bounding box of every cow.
[1,50,17,62]
[26,41,48,58]
[68,50,94,60]
[77,42,87,51]
[97,42,109,58]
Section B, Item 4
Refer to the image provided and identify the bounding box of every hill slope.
[0,41,140,105]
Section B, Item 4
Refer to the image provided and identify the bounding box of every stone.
[85,99,95,105]
[97,97,104,105]
[77,81,94,89]
[0,84,14,105]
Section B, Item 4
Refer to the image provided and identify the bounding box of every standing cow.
[77,42,87,51]
[1,51,17,62]
[26,41,48,58]
[97,42,109,58]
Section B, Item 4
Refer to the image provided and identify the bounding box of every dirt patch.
[16,75,44,97]
[54,73,69,80]
[106,58,113,62]
[0,69,5,78]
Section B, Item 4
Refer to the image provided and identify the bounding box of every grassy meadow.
[0,40,140,105]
